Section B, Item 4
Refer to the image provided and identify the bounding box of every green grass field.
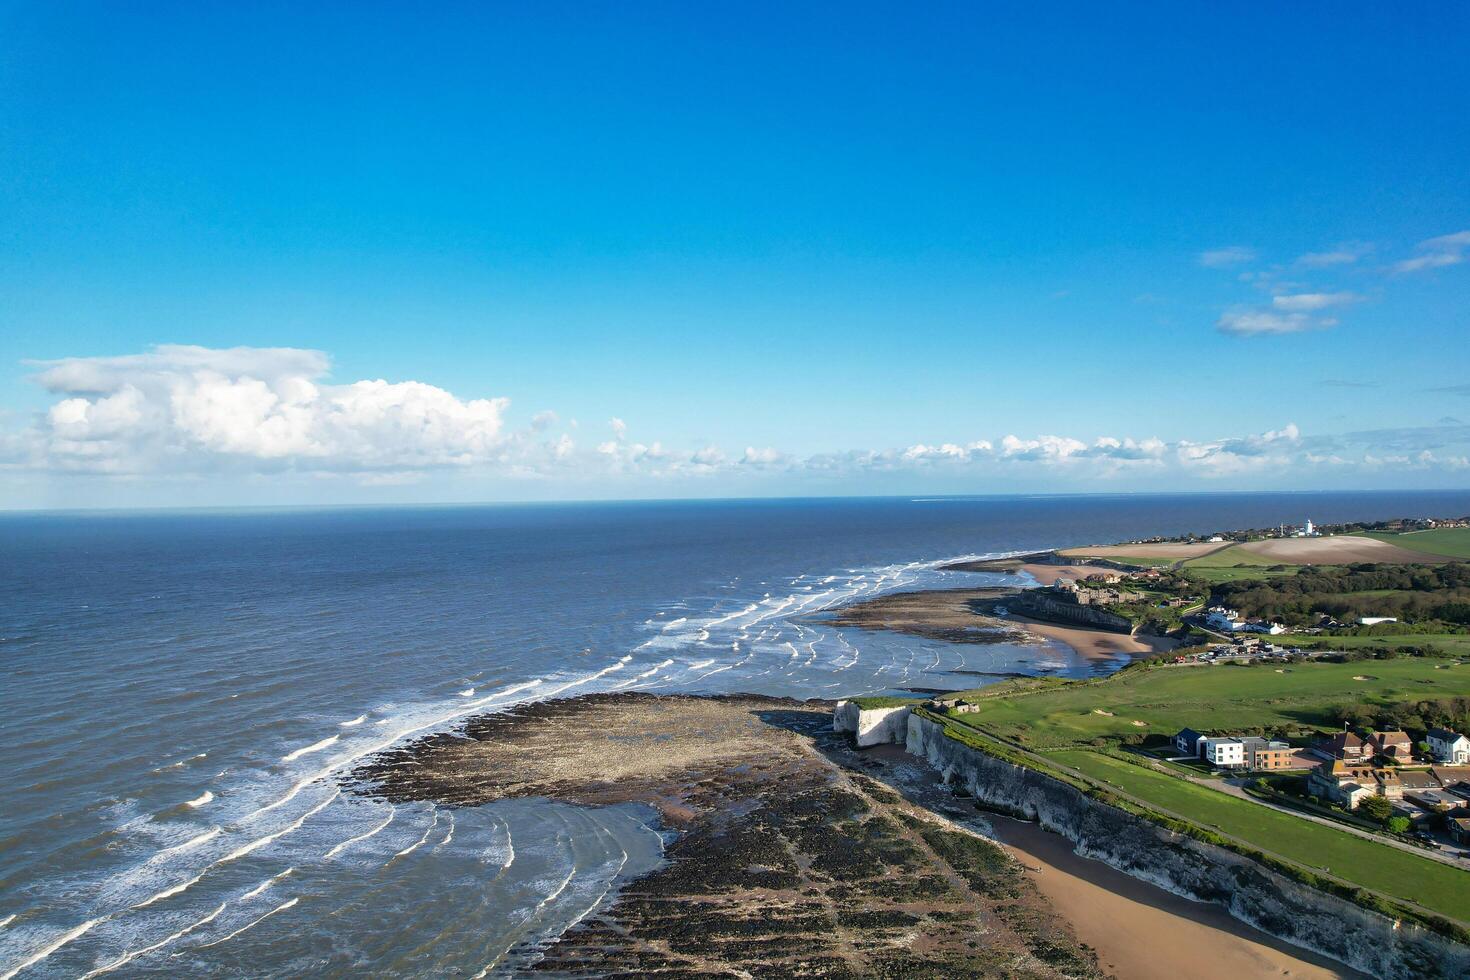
[1177,544,1308,583]
[949,658,1470,748]
[1046,749,1468,921]
[1303,633,1470,654]
[1364,527,1470,560]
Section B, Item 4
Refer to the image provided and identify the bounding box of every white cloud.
[1269,291,1361,312]
[1394,230,1470,273]
[1198,245,1256,269]
[1215,309,1318,336]
[1296,243,1371,268]
[9,345,1470,496]
[22,345,509,474]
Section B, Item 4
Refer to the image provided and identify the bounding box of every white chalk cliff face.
[903,713,1470,980]
[832,702,912,747]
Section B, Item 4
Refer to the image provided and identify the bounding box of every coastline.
[822,582,1177,664]
[345,692,1361,978]
[347,693,1103,976]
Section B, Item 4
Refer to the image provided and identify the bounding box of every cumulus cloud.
[8,345,1470,494]
[1394,230,1470,273]
[1198,245,1256,268]
[21,345,510,474]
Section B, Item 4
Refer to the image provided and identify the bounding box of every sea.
[4,490,1469,977]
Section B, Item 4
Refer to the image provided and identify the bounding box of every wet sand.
[824,587,1177,662]
[858,744,1360,980]
[1000,611,1177,660]
[988,817,1361,980]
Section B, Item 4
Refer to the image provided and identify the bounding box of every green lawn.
[1305,633,1470,654]
[1364,528,1470,560]
[949,657,1470,748]
[1046,749,1468,921]
[1180,564,1305,584]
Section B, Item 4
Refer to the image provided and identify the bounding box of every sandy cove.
[821,587,1177,661]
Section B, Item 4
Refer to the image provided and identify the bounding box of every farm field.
[1364,527,1470,560]
[948,658,1470,748]
[1056,542,1229,561]
[1045,749,1469,922]
[1235,535,1443,565]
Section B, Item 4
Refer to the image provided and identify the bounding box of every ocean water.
[3,490,1469,977]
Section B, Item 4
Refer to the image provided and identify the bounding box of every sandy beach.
[823,587,1178,662]
[987,815,1360,979]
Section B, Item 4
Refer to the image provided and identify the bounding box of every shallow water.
[3,491,1466,976]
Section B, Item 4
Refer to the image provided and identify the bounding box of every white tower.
[1305,518,1315,536]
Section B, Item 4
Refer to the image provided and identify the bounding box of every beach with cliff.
[346,692,1357,979]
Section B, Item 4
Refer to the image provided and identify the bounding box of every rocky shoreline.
[344,693,1101,978]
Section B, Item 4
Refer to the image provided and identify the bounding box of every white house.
[1205,606,1246,631]
[1199,736,1247,768]
[1205,606,1284,634]
[1427,728,1470,765]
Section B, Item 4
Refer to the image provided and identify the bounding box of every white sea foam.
[81,901,228,977]
[340,715,367,727]
[222,788,340,864]
[458,688,474,697]
[324,809,395,859]
[132,870,208,910]
[281,735,339,763]
[435,812,455,849]
[240,867,294,901]
[186,897,299,951]
[0,916,105,980]
[392,810,439,859]
[184,791,213,808]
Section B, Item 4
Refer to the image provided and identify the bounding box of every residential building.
[1199,736,1246,768]
[1174,728,1204,756]
[1450,816,1470,846]
[1316,731,1369,761]
[1371,730,1413,760]
[1205,606,1246,632]
[1427,728,1470,765]
[1308,761,1403,805]
[1242,738,1294,770]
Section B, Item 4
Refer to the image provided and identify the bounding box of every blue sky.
[2,3,1468,508]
